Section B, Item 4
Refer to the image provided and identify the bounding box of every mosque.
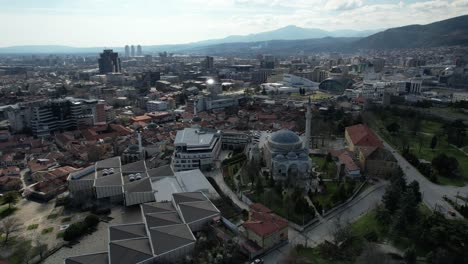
[262,99,314,189]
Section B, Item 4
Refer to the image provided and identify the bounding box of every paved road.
[382,140,468,218]
[262,181,388,264]
[205,167,249,211]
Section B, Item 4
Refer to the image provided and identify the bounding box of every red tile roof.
[345,124,382,148]
[243,204,288,237]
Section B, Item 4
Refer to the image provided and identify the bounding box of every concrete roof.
[109,238,153,264]
[109,223,147,241]
[94,172,122,187]
[65,252,108,264]
[178,201,220,223]
[145,211,183,228]
[173,192,207,205]
[141,202,175,215]
[124,177,153,193]
[151,177,183,202]
[121,160,147,173]
[174,128,216,147]
[175,169,219,198]
[147,165,174,178]
[96,156,121,168]
[148,224,196,255]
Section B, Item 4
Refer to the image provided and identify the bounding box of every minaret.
[137,131,143,153]
[304,97,312,149]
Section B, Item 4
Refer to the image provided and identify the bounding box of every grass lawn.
[251,189,315,225]
[56,232,64,239]
[311,156,337,179]
[41,227,54,235]
[27,224,39,230]
[61,217,72,223]
[47,213,59,220]
[367,112,468,186]
[312,181,356,210]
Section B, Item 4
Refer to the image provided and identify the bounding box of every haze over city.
[1,0,468,46]
[0,1,468,264]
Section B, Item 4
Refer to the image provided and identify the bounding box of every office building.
[137,45,142,56]
[204,56,214,70]
[98,49,121,74]
[146,100,168,112]
[124,45,130,58]
[172,128,221,172]
[131,45,135,57]
[260,55,275,69]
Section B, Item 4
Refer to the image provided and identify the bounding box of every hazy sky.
[0,0,467,47]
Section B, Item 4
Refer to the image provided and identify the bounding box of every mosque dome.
[270,130,301,145]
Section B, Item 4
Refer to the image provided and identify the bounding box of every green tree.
[430,135,438,150]
[3,190,19,209]
[386,122,400,134]
[255,178,264,194]
[404,246,417,264]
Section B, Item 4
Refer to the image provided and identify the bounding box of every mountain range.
[0,15,467,55]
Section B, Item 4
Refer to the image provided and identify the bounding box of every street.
[382,141,467,218]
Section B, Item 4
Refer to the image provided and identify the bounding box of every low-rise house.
[358,146,398,177]
[241,203,288,254]
[345,124,382,152]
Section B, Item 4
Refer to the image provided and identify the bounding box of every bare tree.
[331,216,352,246]
[34,235,48,260]
[0,217,21,245]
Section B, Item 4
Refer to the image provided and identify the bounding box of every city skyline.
[0,0,467,47]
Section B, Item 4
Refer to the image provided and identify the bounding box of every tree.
[430,135,438,150]
[3,190,19,209]
[386,122,400,134]
[407,180,422,204]
[0,217,21,245]
[255,178,264,194]
[34,236,48,260]
[432,154,459,178]
[404,246,417,264]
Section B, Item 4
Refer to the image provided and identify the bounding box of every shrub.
[84,214,99,228]
[63,223,85,241]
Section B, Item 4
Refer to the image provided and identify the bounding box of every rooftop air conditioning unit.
[129,174,135,182]
[136,173,142,180]
[103,169,108,176]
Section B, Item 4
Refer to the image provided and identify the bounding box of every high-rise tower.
[124,45,130,58]
[98,49,121,74]
[137,45,142,56]
[130,45,135,57]
[304,97,312,149]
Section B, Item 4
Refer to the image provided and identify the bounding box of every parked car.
[250,259,264,264]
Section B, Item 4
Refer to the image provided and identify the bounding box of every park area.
[364,107,468,186]
[290,172,468,264]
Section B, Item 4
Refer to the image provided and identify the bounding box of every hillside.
[354,15,468,49]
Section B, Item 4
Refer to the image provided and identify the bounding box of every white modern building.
[172,128,222,172]
[146,100,168,112]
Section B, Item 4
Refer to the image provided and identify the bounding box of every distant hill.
[190,25,379,46]
[178,37,359,56]
[0,26,379,54]
[354,15,468,49]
